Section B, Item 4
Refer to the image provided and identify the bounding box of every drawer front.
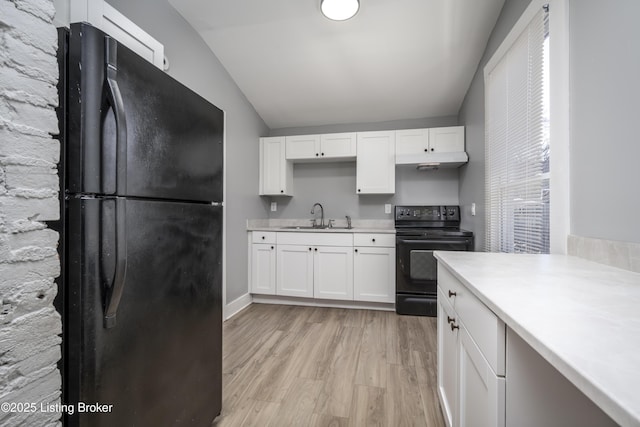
[353,233,395,247]
[438,266,505,376]
[277,232,353,247]
[252,231,276,244]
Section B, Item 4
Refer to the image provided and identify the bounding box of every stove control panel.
[395,205,460,222]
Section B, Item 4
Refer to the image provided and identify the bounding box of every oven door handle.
[397,239,473,246]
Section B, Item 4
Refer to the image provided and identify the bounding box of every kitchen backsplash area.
[266,163,460,220]
[568,235,640,273]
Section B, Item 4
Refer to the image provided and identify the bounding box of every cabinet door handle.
[270,246,274,249]
[309,247,312,251]
[355,249,358,253]
[261,236,265,240]
[314,248,318,252]
[424,148,428,152]
[447,316,455,324]
[321,152,325,156]
[316,153,319,156]
[450,323,459,331]
[280,190,284,193]
[372,238,376,242]
[431,148,435,151]
[448,290,457,298]
[358,189,361,192]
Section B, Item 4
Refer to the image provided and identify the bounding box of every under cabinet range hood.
[395,151,469,168]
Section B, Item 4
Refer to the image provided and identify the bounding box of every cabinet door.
[260,137,292,195]
[438,296,459,427]
[395,128,429,156]
[356,131,395,194]
[353,246,395,303]
[429,126,465,153]
[320,132,356,158]
[314,246,354,300]
[251,243,276,295]
[285,135,320,160]
[277,245,314,298]
[458,325,505,427]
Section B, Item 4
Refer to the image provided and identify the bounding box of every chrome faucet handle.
[310,219,317,228]
[327,219,335,228]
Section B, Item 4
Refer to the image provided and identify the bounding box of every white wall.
[268,116,461,220]
[569,0,640,243]
[88,0,271,305]
[458,0,640,249]
[0,1,62,425]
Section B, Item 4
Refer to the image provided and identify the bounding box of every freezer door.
[64,197,222,426]
[66,23,223,202]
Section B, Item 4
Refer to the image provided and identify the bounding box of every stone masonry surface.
[0,0,62,425]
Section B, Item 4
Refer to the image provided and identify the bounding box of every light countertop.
[434,251,640,427]
[246,219,395,234]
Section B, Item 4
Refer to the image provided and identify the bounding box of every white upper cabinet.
[395,126,467,166]
[259,137,293,196]
[429,126,465,153]
[396,128,431,156]
[285,135,320,160]
[68,0,165,69]
[286,132,356,161]
[356,131,395,194]
[320,132,357,158]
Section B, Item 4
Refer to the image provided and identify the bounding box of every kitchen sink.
[281,226,352,230]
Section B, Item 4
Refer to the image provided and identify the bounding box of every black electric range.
[395,205,474,316]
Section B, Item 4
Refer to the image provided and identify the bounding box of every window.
[484,6,549,254]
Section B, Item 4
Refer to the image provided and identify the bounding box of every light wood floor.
[214,303,445,427]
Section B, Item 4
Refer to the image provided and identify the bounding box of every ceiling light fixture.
[321,0,360,21]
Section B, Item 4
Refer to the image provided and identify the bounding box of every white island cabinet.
[435,252,627,427]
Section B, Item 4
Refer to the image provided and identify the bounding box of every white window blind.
[485,7,549,253]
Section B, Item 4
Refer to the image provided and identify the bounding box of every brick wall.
[0,0,62,425]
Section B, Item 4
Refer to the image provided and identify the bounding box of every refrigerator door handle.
[104,198,128,328]
[104,36,128,196]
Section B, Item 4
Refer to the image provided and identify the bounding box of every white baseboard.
[251,295,395,311]
[224,293,253,320]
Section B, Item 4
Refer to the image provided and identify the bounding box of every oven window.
[410,250,436,280]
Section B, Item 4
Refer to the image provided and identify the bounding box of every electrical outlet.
[270,202,277,212]
[384,204,392,214]
[471,203,476,216]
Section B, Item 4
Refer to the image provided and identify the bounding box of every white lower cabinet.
[276,245,314,298]
[250,231,395,304]
[437,267,506,427]
[314,246,353,300]
[353,234,395,303]
[277,244,353,300]
[251,243,276,295]
[438,295,458,427]
[458,326,505,427]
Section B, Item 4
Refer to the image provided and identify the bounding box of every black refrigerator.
[55,23,223,426]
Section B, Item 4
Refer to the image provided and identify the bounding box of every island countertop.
[433,251,640,427]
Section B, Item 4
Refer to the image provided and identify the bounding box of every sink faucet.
[311,203,324,228]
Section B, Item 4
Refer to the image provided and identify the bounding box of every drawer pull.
[447,316,455,324]
[372,238,376,242]
[270,246,274,250]
[261,236,265,240]
[448,290,457,298]
[450,323,459,331]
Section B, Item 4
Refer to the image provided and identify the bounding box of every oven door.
[396,237,473,296]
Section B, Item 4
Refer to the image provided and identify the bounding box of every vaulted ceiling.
[169,0,505,129]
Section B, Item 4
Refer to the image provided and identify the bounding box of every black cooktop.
[394,205,473,237]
